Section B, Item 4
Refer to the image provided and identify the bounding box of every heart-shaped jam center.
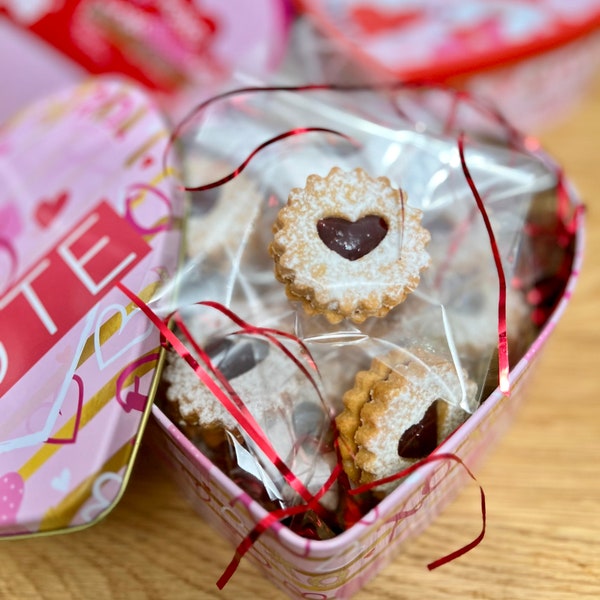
[206,337,269,380]
[397,401,439,459]
[189,187,220,217]
[317,215,388,261]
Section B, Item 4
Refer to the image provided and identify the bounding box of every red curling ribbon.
[348,452,486,571]
[457,132,510,395]
[116,283,323,509]
[425,454,486,571]
[165,81,509,186]
[184,127,359,192]
[217,462,343,590]
[166,81,529,178]
[163,83,372,186]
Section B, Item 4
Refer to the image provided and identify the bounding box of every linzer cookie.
[161,330,339,508]
[162,334,317,431]
[269,167,431,323]
[336,348,478,493]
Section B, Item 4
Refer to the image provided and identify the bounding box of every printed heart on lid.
[0,78,182,537]
[34,190,69,228]
[317,215,388,261]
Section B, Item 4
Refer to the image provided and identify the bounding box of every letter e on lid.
[0,201,151,396]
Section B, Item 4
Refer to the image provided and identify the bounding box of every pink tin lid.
[297,0,600,82]
[0,78,183,536]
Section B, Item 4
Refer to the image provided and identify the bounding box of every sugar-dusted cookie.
[162,335,272,431]
[269,167,431,323]
[336,348,478,494]
[161,332,339,508]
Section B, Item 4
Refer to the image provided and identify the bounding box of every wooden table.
[1,74,599,600]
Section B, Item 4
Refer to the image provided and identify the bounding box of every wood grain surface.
[1,72,599,600]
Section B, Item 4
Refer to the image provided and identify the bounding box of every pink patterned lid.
[0,78,183,536]
[298,0,600,81]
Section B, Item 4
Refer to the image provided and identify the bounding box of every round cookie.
[336,348,478,494]
[164,335,263,431]
[269,167,431,323]
[162,334,318,431]
[162,332,339,508]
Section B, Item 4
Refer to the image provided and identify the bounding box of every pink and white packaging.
[0,78,183,535]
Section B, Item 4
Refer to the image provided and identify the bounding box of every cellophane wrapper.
[151,84,573,537]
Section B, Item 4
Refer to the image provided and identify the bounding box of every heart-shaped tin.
[0,78,183,536]
[146,84,583,597]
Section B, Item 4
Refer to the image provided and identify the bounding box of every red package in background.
[1,0,220,93]
[0,0,292,118]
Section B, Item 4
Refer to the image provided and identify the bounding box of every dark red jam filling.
[205,336,269,380]
[397,401,439,459]
[317,215,388,261]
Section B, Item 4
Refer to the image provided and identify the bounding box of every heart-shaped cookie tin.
[145,84,583,598]
[0,78,183,536]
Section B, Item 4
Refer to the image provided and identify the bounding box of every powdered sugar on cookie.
[162,335,312,431]
[336,348,478,494]
[270,167,431,323]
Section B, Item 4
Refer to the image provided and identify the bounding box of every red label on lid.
[0,200,151,397]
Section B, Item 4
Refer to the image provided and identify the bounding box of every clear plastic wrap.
[150,84,570,536]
